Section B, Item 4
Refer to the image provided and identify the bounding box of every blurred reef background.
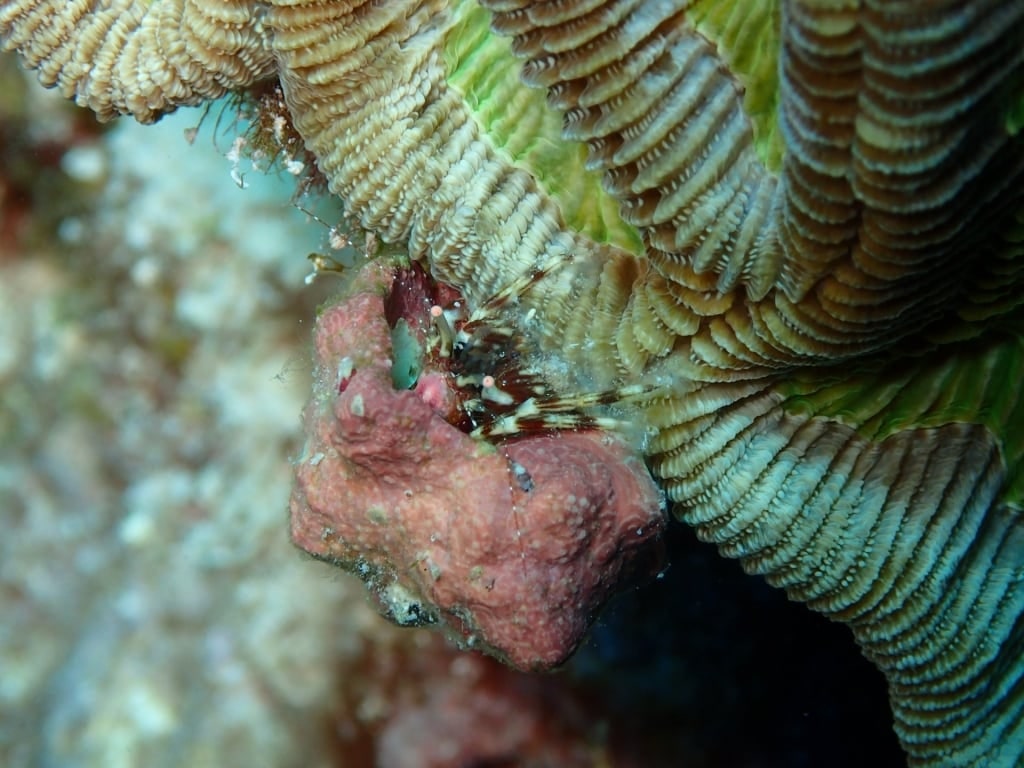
[0,56,905,767]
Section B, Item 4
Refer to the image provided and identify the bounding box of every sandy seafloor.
[0,64,908,768]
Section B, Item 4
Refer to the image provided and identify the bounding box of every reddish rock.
[290,262,666,670]
[374,642,604,768]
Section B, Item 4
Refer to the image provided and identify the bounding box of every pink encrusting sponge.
[290,263,666,670]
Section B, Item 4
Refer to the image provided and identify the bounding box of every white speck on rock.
[61,145,106,183]
[349,393,365,417]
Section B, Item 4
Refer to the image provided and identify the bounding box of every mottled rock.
[290,263,666,670]
[374,641,604,768]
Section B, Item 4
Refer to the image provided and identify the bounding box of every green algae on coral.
[687,0,783,171]
[444,1,643,255]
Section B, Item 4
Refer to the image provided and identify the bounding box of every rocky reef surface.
[0,64,354,767]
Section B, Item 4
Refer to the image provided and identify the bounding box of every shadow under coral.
[318,523,904,768]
